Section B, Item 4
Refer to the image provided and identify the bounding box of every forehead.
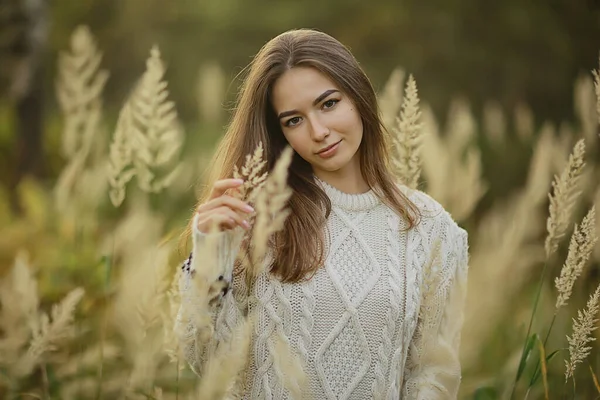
[271,67,341,111]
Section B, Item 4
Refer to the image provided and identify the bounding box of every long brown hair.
[190,29,420,283]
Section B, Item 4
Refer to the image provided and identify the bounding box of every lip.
[316,140,341,158]
[316,140,342,155]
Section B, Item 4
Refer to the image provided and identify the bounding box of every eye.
[322,99,339,109]
[284,116,302,127]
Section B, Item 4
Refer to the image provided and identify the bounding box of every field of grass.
[0,25,599,400]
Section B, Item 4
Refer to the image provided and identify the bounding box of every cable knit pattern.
[175,178,469,399]
[373,212,407,399]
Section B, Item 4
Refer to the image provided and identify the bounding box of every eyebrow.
[277,89,340,119]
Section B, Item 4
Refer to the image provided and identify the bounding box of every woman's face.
[270,66,363,179]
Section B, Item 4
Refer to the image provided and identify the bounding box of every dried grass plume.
[378,67,406,130]
[250,146,294,275]
[565,285,600,380]
[555,206,597,311]
[55,25,109,215]
[593,54,600,126]
[391,74,423,189]
[196,316,253,399]
[107,46,184,206]
[545,139,586,259]
[130,46,184,194]
[56,25,109,159]
[232,142,268,205]
[108,103,136,206]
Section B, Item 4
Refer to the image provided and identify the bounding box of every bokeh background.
[1,1,600,399]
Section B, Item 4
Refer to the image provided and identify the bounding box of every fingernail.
[235,179,244,184]
[243,220,251,229]
[244,205,254,212]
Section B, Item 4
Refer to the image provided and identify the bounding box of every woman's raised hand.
[195,178,255,234]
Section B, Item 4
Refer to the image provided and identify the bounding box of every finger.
[227,186,242,197]
[209,179,244,200]
[214,206,251,230]
[198,207,250,232]
[197,213,236,233]
[197,195,254,215]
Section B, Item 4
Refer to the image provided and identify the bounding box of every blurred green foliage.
[44,0,600,122]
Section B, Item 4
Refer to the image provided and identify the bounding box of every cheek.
[336,106,363,137]
[282,130,310,155]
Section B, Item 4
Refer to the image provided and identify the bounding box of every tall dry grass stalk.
[232,141,269,205]
[55,25,108,160]
[0,251,85,384]
[196,316,253,399]
[0,252,39,369]
[108,103,136,206]
[103,193,175,394]
[54,25,110,225]
[555,207,598,311]
[249,146,294,275]
[574,74,598,146]
[161,266,184,364]
[420,102,487,221]
[593,55,600,126]
[391,74,423,189]
[183,223,224,340]
[524,206,599,396]
[514,102,534,140]
[511,139,589,397]
[108,46,183,206]
[130,46,184,194]
[417,237,442,358]
[522,124,559,205]
[483,100,507,144]
[445,97,476,154]
[230,142,269,276]
[175,217,237,381]
[545,139,586,259]
[128,271,172,389]
[378,67,406,130]
[565,285,600,380]
[175,217,255,399]
[197,61,226,123]
[381,68,486,221]
[595,189,600,263]
[54,342,120,379]
[15,287,85,377]
[461,123,558,367]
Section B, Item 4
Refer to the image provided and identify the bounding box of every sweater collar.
[315,177,380,212]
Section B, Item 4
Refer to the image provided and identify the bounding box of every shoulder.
[396,183,455,224]
[397,184,443,216]
[397,183,468,259]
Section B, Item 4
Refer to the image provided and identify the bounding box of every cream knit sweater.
[176,179,469,399]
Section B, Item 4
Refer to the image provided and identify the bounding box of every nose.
[307,114,329,141]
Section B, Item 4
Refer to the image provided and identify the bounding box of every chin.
[315,158,349,172]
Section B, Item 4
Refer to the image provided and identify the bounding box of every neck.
[314,175,380,212]
[313,161,369,194]
[314,173,370,194]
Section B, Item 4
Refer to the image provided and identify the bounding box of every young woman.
[176,29,469,399]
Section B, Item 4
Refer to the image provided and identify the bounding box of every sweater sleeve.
[174,213,248,376]
[402,211,469,399]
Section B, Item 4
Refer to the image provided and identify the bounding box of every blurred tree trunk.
[0,0,49,211]
[14,63,44,183]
